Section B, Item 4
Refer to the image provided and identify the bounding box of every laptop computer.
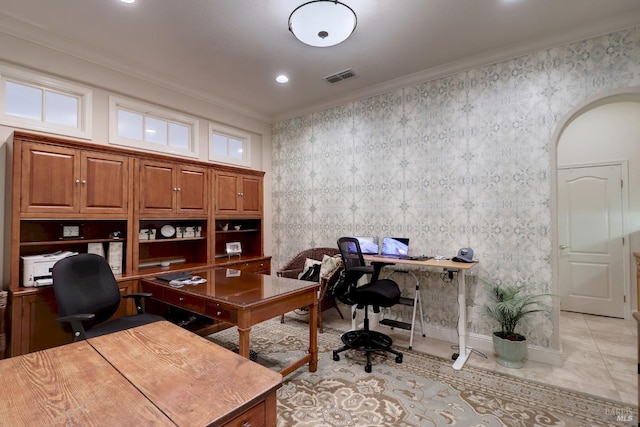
[379,237,410,259]
[355,236,379,255]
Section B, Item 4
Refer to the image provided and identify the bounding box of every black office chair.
[333,237,403,372]
[52,253,164,341]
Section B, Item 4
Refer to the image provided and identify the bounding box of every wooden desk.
[0,339,174,425]
[142,268,319,376]
[0,322,282,426]
[364,255,478,370]
[90,321,282,426]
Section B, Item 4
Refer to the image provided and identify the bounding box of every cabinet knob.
[82,180,87,185]
[75,179,80,184]
[241,422,251,427]
[179,297,184,302]
[177,187,181,191]
[238,192,244,196]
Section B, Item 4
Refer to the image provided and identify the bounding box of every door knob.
[559,245,568,250]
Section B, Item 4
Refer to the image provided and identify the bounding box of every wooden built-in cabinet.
[138,159,208,217]
[20,142,129,216]
[4,131,267,358]
[215,171,263,216]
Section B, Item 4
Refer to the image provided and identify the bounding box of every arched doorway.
[553,89,640,321]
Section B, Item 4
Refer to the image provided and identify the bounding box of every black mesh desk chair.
[333,237,403,372]
[52,253,164,341]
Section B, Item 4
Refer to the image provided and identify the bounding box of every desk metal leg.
[452,269,471,370]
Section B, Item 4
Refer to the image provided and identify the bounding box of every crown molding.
[273,19,640,122]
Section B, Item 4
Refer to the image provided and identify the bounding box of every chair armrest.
[277,269,302,279]
[56,313,95,341]
[123,292,153,314]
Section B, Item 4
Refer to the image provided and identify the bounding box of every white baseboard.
[358,309,565,367]
[417,323,564,367]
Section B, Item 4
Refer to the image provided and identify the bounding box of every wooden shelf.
[139,237,206,244]
[20,238,126,247]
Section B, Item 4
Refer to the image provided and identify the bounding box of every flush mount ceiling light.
[288,1,357,48]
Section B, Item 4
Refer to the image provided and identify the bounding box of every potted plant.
[483,281,552,368]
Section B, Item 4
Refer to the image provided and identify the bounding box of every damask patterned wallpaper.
[272,27,640,348]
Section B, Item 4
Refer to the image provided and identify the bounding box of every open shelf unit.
[214,218,262,259]
[19,219,128,280]
[137,218,208,272]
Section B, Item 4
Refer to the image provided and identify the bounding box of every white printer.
[22,251,78,287]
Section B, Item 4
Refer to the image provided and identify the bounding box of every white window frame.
[208,123,252,168]
[109,95,199,158]
[0,63,93,139]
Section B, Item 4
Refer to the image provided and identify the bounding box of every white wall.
[0,32,274,289]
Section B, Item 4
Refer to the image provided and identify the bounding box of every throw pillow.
[320,254,340,279]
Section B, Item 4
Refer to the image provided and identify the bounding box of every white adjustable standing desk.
[363,255,478,370]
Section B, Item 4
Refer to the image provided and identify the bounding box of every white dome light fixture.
[288,1,357,48]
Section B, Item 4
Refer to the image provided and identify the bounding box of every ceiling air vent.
[324,69,356,84]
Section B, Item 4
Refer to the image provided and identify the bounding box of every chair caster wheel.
[365,364,372,373]
[395,355,403,364]
[333,352,340,361]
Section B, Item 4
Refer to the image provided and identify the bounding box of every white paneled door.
[558,165,625,318]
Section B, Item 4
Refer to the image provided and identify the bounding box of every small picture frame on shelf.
[60,224,83,240]
[225,241,242,256]
[139,228,156,240]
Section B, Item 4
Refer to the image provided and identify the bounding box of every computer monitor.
[355,236,379,255]
[380,237,410,257]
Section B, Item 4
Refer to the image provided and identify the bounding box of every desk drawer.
[222,401,265,427]
[205,301,238,323]
[142,282,165,300]
[163,289,205,314]
[233,259,271,274]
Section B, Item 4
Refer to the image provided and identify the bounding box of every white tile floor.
[320,308,638,406]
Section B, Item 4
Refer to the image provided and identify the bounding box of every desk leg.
[308,298,318,372]
[237,326,251,359]
[452,269,471,370]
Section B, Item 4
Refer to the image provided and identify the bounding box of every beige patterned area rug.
[208,318,637,427]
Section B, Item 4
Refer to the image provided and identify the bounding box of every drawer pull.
[217,311,222,316]
[179,297,184,302]
[241,422,251,427]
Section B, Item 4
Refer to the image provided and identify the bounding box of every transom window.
[0,64,92,139]
[209,123,251,167]
[109,96,198,157]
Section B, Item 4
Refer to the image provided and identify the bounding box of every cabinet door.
[81,151,129,215]
[114,280,137,317]
[20,142,80,214]
[10,289,73,357]
[240,175,262,215]
[215,172,241,214]
[176,165,208,216]
[138,160,175,215]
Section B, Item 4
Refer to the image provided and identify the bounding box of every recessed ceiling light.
[276,75,289,84]
[120,0,135,4]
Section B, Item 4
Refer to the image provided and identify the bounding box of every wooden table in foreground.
[0,321,281,426]
[0,340,174,426]
[142,268,319,376]
[364,255,479,370]
[90,321,283,426]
